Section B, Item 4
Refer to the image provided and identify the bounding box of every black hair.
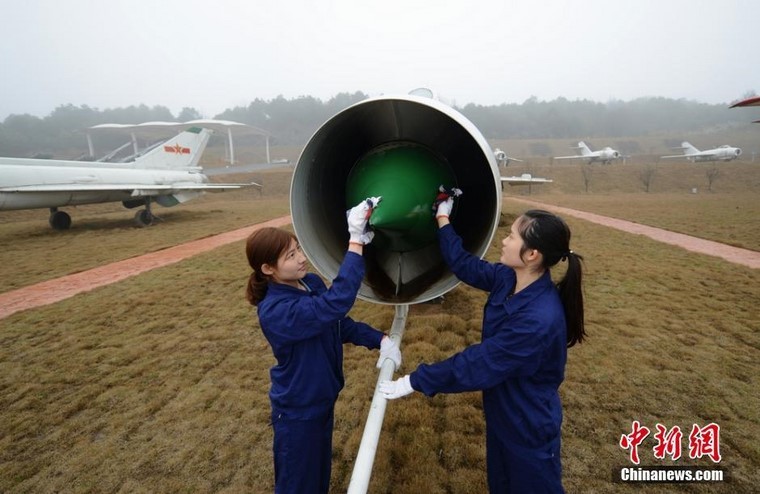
[518,210,586,347]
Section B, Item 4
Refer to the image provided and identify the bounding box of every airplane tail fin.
[131,127,212,169]
[577,141,592,156]
[681,141,699,155]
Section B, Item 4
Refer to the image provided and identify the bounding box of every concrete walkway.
[0,215,291,320]
[507,198,760,269]
[3,200,758,321]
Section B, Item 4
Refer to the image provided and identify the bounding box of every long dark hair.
[245,227,297,306]
[518,210,586,347]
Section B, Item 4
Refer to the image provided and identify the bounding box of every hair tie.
[561,250,573,262]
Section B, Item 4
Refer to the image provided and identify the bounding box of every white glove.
[434,186,462,218]
[376,336,402,369]
[347,196,382,244]
[436,197,454,218]
[379,375,414,400]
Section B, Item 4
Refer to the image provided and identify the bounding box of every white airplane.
[491,149,552,186]
[660,142,742,162]
[494,147,523,167]
[554,141,623,165]
[0,127,257,230]
[501,173,553,186]
[490,148,552,186]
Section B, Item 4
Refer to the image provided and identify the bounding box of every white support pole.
[347,304,409,494]
[86,133,95,159]
[227,127,235,165]
[265,136,271,163]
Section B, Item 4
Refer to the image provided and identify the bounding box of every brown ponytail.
[246,270,269,307]
[245,227,297,306]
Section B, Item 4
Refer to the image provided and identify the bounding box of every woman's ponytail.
[244,227,296,306]
[246,270,269,306]
[557,251,585,347]
[519,210,586,347]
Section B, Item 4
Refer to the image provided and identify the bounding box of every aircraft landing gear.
[134,198,158,227]
[134,209,154,227]
[49,208,72,230]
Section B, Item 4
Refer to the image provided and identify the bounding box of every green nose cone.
[346,143,457,252]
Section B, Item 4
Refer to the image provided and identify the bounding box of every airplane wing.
[0,182,259,193]
[553,155,583,160]
[661,150,718,160]
[730,96,760,108]
[204,162,291,176]
[688,151,716,159]
[500,175,553,185]
[729,97,760,122]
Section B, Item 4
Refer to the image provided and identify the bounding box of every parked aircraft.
[490,148,552,186]
[0,127,258,230]
[501,174,552,185]
[494,148,523,167]
[660,142,742,162]
[554,141,623,164]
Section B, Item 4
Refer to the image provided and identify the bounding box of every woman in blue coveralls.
[245,197,402,494]
[380,191,586,494]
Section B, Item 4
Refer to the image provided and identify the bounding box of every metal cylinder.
[290,94,501,304]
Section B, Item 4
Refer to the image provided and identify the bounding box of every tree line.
[0,92,748,158]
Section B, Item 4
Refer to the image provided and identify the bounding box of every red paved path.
[507,198,760,269]
[0,215,291,320]
[2,202,758,321]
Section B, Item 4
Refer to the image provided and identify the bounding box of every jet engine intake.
[290,94,502,304]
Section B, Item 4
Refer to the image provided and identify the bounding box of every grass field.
[1,157,758,492]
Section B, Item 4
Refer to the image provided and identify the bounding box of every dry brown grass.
[502,160,760,252]
[0,151,758,493]
[0,168,293,292]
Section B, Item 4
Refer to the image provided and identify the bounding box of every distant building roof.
[86,119,271,164]
[730,96,760,108]
[87,119,270,137]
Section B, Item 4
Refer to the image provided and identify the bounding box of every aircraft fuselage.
[687,147,742,162]
[0,158,207,210]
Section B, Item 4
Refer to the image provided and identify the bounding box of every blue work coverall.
[257,251,383,494]
[410,224,567,493]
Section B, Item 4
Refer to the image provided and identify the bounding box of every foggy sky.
[2,0,758,120]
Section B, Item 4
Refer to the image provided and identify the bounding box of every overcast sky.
[2,0,758,120]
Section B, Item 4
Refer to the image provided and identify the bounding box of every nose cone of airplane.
[346,143,457,252]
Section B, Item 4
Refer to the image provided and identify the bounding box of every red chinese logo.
[653,424,682,461]
[620,421,650,465]
[688,423,722,463]
[164,143,191,154]
[620,421,721,464]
